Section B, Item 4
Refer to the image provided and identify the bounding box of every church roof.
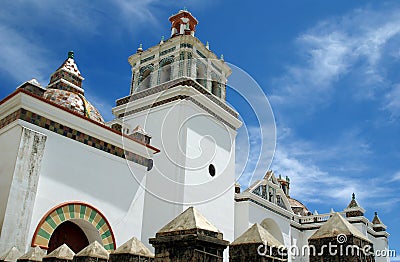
[43,51,105,124]
[230,223,284,247]
[55,51,82,77]
[75,241,109,259]
[372,212,383,225]
[157,206,219,233]
[309,213,371,242]
[43,89,105,123]
[346,193,362,209]
[18,246,46,261]
[0,246,22,261]
[114,236,154,257]
[43,244,75,260]
[288,197,310,214]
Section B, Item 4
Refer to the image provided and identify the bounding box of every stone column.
[109,237,154,262]
[43,244,75,262]
[229,224,287,262]
[0,127,47,253]
[149,207,229,262]
[17,246,46,262]
[73,242,108,262]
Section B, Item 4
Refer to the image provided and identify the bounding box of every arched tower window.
[211,73,221,98]
[138,65,154,91]
[159,57,174,84]
[196,60,207,88]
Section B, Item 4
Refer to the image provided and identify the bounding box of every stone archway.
[32,202,116,251]
[47,220,89,253]
[260,218,285,244]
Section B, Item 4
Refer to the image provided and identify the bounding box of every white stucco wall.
[21,121,149,252]
[122,98,238,253]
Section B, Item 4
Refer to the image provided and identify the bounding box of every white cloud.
[0,1,172,91]
[391,171,400,182]
[270,7,400,112]
[0,25,51,86]
[384,84,400,119]
[271,143,396,211]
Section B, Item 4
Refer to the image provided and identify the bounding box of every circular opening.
[209,164,216,177]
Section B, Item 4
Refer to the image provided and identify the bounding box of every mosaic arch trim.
[32,202,116,251]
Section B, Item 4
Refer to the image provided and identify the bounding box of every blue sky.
[0,0,399,254]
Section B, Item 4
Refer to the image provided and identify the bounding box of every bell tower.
[169,8,198,37]
[112,9,242,254]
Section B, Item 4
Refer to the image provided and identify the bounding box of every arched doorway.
[260,218,285,244]
[32,202,116,251]
[48,221,89,253]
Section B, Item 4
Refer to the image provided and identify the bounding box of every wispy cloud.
[391,171,400,182]
[0,0,171,91]
[271,143,397,212]
[0,25,51,86]
[268,120,396,211]
[384,84,400,119]
[270,7,400,115]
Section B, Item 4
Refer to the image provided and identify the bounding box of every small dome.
[288,197,310,216]
[44,89,104,123]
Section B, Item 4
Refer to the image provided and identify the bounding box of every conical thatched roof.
[309,213,370,242]
[230,223,284,247]
[113,237,154,257]
[75,242,109,259]
[43,244,75,260]
[17,246,46,261]
[158,207,219,233]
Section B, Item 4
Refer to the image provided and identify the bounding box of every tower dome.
[43,51,105,123]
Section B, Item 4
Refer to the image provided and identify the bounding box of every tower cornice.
[128,35,231,76]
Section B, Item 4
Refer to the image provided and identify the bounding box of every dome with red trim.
[43,51,104,123]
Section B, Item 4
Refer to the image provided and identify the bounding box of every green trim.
[34,203,116,251]
[89,209,97,222]
[38,228,51,240]
[56,208,65,222]
[104,243,115,250]
[96,218,106,229]
[45,216,57,229]
[69,204,75,218]
[80,205,86,219]
[101,230,111,239]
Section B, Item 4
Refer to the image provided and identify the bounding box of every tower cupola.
[344,193,365,217]
[169,9,198,38]
[48,51,84,95]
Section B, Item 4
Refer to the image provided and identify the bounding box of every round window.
[209,164,216,177]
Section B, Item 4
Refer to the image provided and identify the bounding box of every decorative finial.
[206,41,210,50]
[352,193,356,200]
[68,51,74,59]
[137,43,143,53]
[183,6,187,11]
[220,54,224,61]
[374,211,378,216]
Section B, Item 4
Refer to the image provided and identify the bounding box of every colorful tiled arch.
[32,202,116,251]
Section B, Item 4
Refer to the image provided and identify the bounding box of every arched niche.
[260,218,285,245]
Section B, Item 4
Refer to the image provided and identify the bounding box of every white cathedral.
[0,9,389,262]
